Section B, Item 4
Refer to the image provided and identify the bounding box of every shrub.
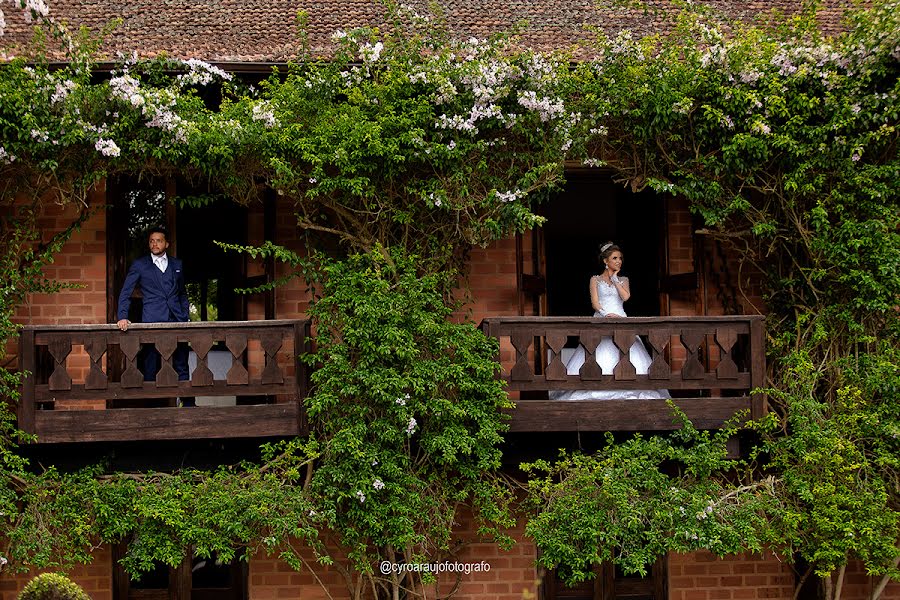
[17,573,90,600]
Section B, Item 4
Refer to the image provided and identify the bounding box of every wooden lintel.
[506,397,751,432]
[33,404,302,443]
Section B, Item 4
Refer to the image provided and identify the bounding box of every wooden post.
[295,320,309,434]
[18,327,37,435]
[749,316,766,420]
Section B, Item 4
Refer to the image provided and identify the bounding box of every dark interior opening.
[541,172,666,318]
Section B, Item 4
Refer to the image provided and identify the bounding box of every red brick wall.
[9,188,108,410]
[13,188,108,330]
[247,512,538,600]
[665,196,699,319]
[668,552,900,600]
[0,545,112,600]
[669,551,795,600]
[833,561,900,600]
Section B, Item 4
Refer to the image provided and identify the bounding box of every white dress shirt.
[153,253,168,273]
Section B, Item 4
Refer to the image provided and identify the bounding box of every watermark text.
[379,561,491,575]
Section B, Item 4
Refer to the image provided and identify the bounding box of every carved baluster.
[578,330,603,380]
[544,332,567,381]
[612,330,637,380]
[681,330,705,379]
[191,333,214,387]
[260,332,284,385]
[225,334,248,385]
[119,336,143,388]
[509,330,534,382]
[154,334,178,387]
[715,328,739,379]
[647,330,671,380]
[84,335,108,390]
[47,335,72,391]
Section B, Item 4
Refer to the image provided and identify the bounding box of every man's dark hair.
[148,225,169,240]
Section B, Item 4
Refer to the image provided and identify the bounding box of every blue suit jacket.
[117,255,190,323]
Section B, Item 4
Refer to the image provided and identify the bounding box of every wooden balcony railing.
[480,316,766,432]
[18,320,309,443]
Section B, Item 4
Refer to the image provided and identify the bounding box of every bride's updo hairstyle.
[598,241,622,263]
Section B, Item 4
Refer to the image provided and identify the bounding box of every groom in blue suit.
[116,226,191,385]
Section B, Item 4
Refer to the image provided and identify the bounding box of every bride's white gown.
[550,278,670,400]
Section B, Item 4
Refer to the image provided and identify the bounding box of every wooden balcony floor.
[33,404,303,444]
[507,396,752,432]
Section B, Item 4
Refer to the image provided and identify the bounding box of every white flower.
[6,0,50,27]
[176,58,233,87]
[309,177,317,184]
[251,102,277,128]
[331,29,347,41]
[751,121,771,135]
[406,417,417,435]
[109,74,141,103]
[494,189,524,203]
[0,147,15,164]
[582,158,605,168]
[739,70,762,84]
[355,490,366,503]
[30,129,49,142]
[51,80,76,104]
[395,394,409,406]
[371,458,378,466]
[95,138,121,157]
[373,478,385,490]
[672,98,693,115]
[360,41,383,63]
[517,90,565,122]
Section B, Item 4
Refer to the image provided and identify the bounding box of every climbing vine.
[0,0,897,599]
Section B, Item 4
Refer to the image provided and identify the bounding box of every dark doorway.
[107,176,248,325]
[173,185,247,323]
[543,557,668,600]
[113,543,248,600]
[541,172,666,318]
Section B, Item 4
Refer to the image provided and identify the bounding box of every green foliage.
[17,573,91,600]
[523,412,777,583]
[3,439,323,574]
[759,347,900,580]
[523,1,900,594]
[0,0,899,597]
[0,207,88,526]
[301,248,514,592]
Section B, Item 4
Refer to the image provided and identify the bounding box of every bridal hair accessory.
[600,242,614,252]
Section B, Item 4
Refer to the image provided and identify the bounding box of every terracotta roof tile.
[1,0,853,62]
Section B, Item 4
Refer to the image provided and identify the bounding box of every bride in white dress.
[551,241,670,400]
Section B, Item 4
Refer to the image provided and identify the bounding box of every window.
[544,557,667,600]
[113,544,247,600]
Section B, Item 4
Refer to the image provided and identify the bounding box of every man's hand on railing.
[116,319,131,331]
